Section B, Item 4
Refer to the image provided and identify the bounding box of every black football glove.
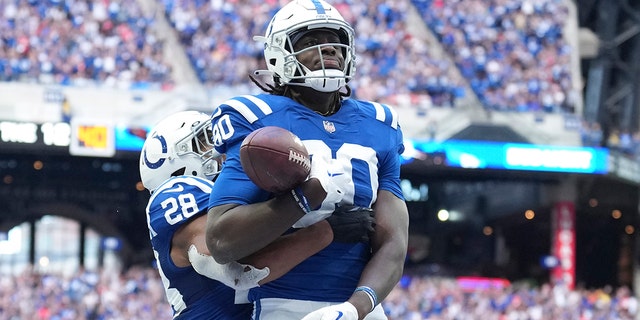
[326,205,375,243]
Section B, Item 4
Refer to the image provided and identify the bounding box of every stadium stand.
[159,0,467,105]
[382,275,638,319]
[0,266,172,319]
[1,0,640,318]
[412,0,579,114]
[0,0,172,88]
[0,0,466,102]
[1,0,612,145]
[0,0,628,135]
[0,269,637,319]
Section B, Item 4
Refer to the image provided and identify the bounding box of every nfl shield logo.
[323,121,336,133]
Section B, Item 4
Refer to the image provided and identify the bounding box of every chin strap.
[253,69,275,77]
[253,67,346,93]
[300,67,346,92]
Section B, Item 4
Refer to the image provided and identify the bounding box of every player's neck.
[289,87,340,116]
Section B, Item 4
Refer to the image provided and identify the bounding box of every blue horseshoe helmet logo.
[143,135,168,169]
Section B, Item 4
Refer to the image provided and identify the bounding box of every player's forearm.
[206,177,329,264]
[349,237,407,319]
[239,220,332,284]
[348,191,409,319]
[206,195,306,264]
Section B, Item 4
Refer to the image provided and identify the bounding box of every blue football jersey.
[146,176,252,319]
[208,94,405,302]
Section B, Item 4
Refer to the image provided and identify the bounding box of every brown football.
[240,126,311,194]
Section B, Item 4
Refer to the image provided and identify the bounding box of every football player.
[205,1,409,319]
[140,111,374,319]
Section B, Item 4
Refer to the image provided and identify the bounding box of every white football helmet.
[254,0,355,92]
[139,111,220,193]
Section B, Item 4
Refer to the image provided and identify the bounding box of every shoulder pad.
[365,101,399,130]
[219,95,275,124]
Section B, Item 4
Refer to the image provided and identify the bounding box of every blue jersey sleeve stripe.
[241,95,274,116]
[223,98,260,124]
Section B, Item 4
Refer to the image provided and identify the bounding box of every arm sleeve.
[377,125,405,200]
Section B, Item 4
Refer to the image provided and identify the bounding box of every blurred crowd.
[383,277,638,320]
[1,267,638,320]
[2,1,638,156]
[0,0,465,103]
[413,0,578,114]
[5,0,637,150]
[161,0,464,105]
[1,0,582,111]
[0,266,171,320]
[0,0,172,89]
[383,276,637,320]
[580,120,640,160]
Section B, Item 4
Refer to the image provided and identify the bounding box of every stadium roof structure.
[448,124,530,144]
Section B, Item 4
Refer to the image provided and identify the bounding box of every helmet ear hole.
[269,58,277,67]
[172,167,186,177]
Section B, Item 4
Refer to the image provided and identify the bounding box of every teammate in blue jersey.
[205,1,409,319]
[140,111,372,319]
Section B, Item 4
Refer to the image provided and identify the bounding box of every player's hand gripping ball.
[240,126,311,194]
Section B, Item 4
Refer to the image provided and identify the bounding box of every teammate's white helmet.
[255,0,355,92]
[139,111,220,193]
